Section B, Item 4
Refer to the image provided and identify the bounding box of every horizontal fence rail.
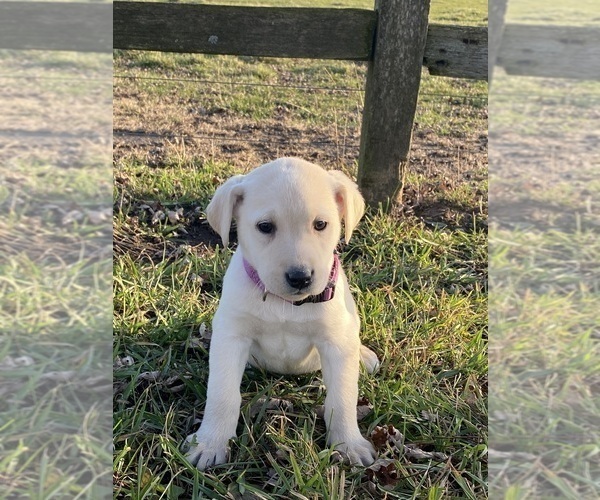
[0,2,112,52]
[424,25,487,80]
[114,3,377,60]
[113,1,487,80]
[1,2,597,82]
[499,24,600,80]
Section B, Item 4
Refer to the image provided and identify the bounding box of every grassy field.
[0,49,113,497]
[506,0,600,26]
[488,1,600,496]
[113,192,487,498]
[113,1,488,498]
[488,76,600,497]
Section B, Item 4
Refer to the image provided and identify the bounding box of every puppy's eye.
[257,221,275,234]
[314,220,328,231]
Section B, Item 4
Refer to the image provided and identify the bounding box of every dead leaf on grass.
[189,323,211,348]
[404,443,448,461]
[356,396,373,421]
[365,459,400,488]
[114,355,134,368]
[0,355,35,369]
[371,424,404,450]
[371,424,448,462]
[135,371,190,393]
[39,370,77,382]
[167,207,184,224]
[151,210,165,225]
[198,323,211,340]
[138,371,161,381]
[87,208,111,224]
[189,273,204,285]
[62,210,84,225]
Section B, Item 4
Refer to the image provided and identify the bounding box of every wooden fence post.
[357,0,431,207]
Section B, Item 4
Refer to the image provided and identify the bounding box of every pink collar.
[243,254,340,306]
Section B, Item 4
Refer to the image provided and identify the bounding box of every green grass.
[489,0,600,492]
[0,163,112,498]
[114,53,487,136]
[113,0,487,497]
[0,50,112,498]
[113,157,487,498]
[488,227,600,498]
[506,0,600,26]
[491,75,600,137]
[113,0,488,137]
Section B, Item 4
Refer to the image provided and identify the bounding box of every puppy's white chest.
[248,322,321,374]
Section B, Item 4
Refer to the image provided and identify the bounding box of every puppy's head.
[206,158,365,300]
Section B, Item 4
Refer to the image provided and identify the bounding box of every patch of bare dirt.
[114,119,487,226]
[0,67,111,166]
[489,131,600,232]
[113,83,488,256]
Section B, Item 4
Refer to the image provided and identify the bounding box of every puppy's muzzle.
[285,267,314,291]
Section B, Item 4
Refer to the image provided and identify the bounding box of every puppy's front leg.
[319,341,376,466]
[185,328,251,471]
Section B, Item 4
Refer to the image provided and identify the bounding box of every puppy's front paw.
[334,436,377,467]
[183,432,229,471]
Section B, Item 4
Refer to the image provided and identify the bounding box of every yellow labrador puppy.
[185,157,379,470]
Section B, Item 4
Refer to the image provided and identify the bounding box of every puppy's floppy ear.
[328,170,365,243]
[206,175,245,247]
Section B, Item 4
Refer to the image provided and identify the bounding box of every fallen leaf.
[0,355,35,369]
[365,459,400,487]
[62,210,84,225]
[40,370,77,382]
[151,210,165,225]
[403,443,448,461]
[138,371,161,381]
[167,209,181,224]
[357,397,373,421]
[114,355,134,368]
[371,424,404,450]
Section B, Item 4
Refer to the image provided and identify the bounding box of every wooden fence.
[3,2,598,205]
[111,0,483,205]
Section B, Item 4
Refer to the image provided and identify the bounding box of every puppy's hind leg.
[360,345,379,374]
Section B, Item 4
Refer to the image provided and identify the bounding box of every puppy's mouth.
[290,288,313,298]
[268,281,321,302]
[278,286,314,300]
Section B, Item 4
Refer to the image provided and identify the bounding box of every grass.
[0,50,112,498]
[114,53,487,134]
[113,160,487,497]
[488,227,600,498]
[489,0,600,494]
[506,0,600,26]
[0,162,113,498]
[113,0,488,497]
[113,1,488,230]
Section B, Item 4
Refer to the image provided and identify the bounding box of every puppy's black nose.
[285,268,313,290]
